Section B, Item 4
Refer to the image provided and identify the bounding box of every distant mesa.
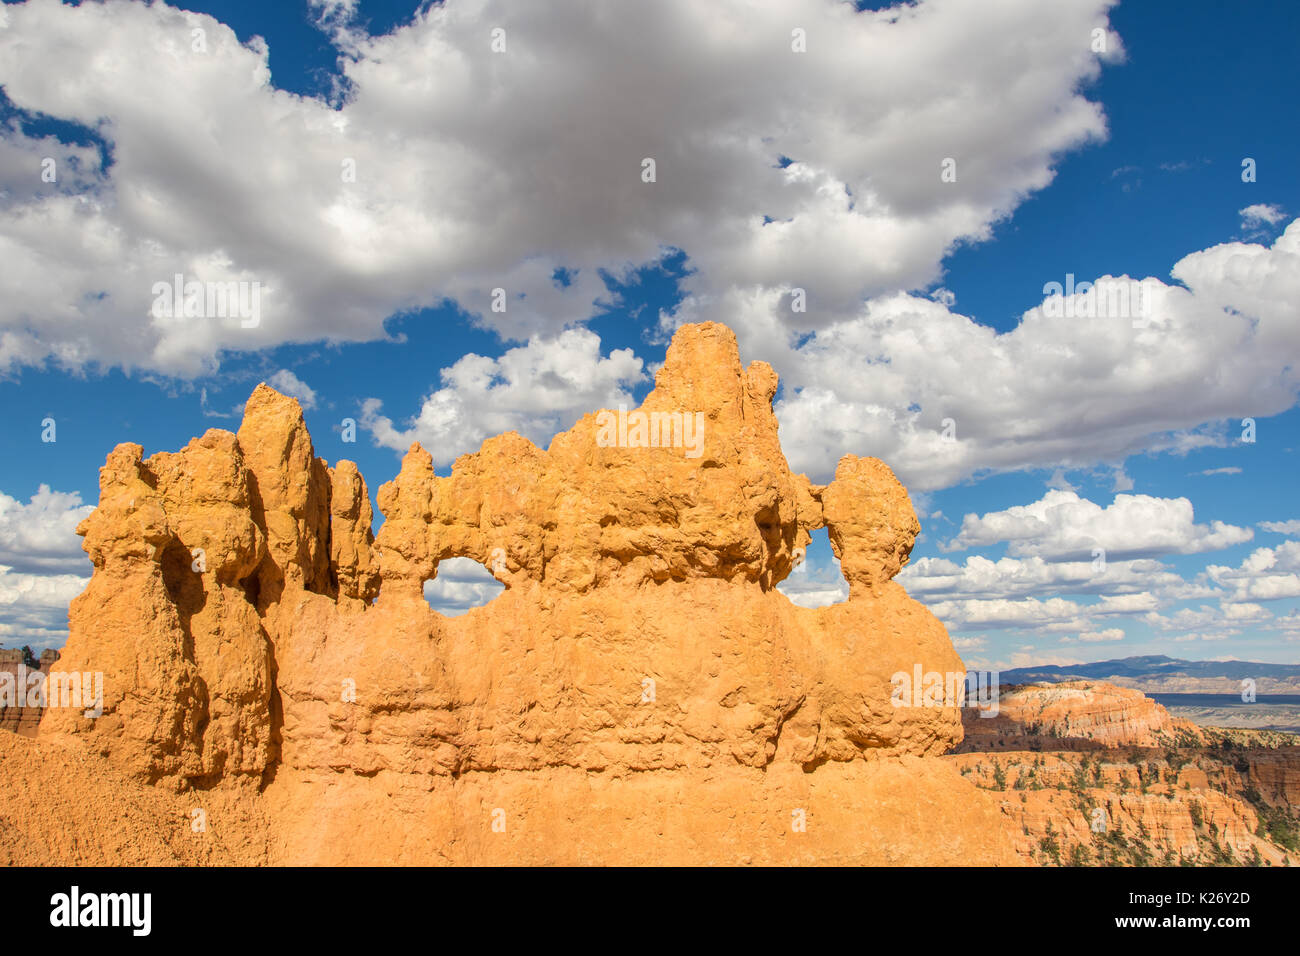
[956,680,1205,751]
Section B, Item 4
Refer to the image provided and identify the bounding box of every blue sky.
[0,0,1297,666]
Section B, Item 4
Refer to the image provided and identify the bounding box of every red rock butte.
[11,322,1019,865]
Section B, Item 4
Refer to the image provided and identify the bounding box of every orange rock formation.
[9,322,1018,865]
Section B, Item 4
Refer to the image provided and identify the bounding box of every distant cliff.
[950,680,1300,866]
[0,648,60,736]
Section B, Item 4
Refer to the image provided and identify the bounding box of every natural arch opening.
[423,557,505,616]
[775,526,848,608]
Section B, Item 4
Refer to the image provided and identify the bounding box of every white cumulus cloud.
[360,327,645,464]
[899,553,1189,602]
[1259,519,1300,535]
[0,0,1122,377]
[0,566,87,651]
[0,485,93,649]
[943,490,1253,559]
[1240,203,1286,230]
[771,222,1300,486]
[0,485,93,575]
[1205,541,1300,603]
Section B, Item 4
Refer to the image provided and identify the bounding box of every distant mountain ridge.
[1000,655,1300,695]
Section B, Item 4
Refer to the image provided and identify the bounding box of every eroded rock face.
[43,431,277,784]
[950,751,1286,866]
[34,321,999,864]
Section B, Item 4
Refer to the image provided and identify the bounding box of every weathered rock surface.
[1242,748,1300,807]
[15,322,1015,865]
[0,732,265,866]
[950,749,1295,866]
